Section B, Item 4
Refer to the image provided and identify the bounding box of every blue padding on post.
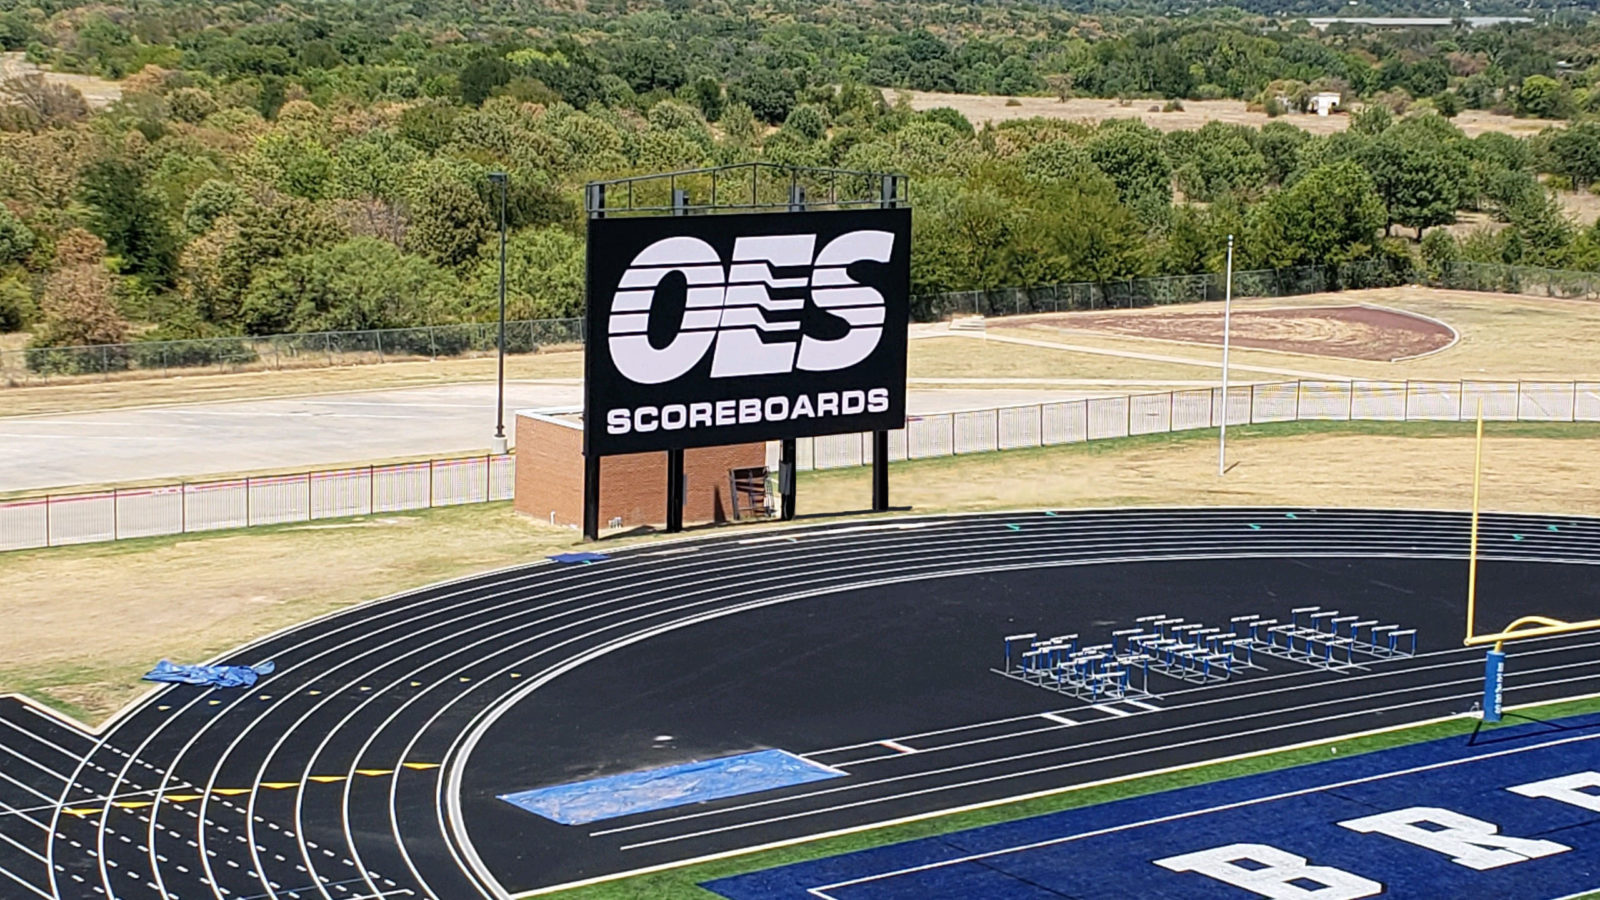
[499,749,841,825]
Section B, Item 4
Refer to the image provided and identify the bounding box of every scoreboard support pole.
[582,181,605,542]
[779,439,797,521]
[666,448,685,533]
[872,431,890,512]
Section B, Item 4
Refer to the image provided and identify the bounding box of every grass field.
[5,418,1598,725]
[540,692,1600,899]
[1000,286,1600,382]
[893,89,1559,139]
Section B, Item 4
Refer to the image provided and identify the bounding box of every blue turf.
[707,712,1600,899]
[500,749,840,826]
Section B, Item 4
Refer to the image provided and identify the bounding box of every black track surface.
[4,508,1600,900]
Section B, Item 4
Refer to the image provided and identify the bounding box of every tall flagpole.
[1219,234,1234,477]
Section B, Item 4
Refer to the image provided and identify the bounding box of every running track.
[3,507,1600,899]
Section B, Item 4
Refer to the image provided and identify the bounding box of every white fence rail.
[0,455,514,552]
[794,379,1600,471]
[4,378,1596,552]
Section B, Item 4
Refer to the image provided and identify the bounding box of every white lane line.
[1091,704,1130,718]
[0,863,50,899]
[0,740,73,784]
[0,826,47,863]
[813,636,1600,767]
[590,654,1600,840]
[1039,713,1077,727]
[0,715,91,759]
[878,740,917,755]
[619,673,1600,852]
[1122,699,1161,712]
[804,729,1600,897]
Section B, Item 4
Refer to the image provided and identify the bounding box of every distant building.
[1310,92,1342,116]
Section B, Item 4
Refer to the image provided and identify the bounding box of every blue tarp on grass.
[500,749,842,826]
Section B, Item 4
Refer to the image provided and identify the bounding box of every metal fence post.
[245,476,251,527]
[325,332,333,366]
[429,459,435,507]
[307,472,313,521]
[44,495,50,547]
[1294,380,1301,421]
[485,453,491,500]
[181,483,186,533]
[369,464,375,514]
[995,407,1001,450]
[1404,380,1411,420]
[1516,381,1523,421]
[112,488,118,541]
[1347,382,1355,421]
[100,345,109,381]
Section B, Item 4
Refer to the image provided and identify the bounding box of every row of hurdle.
[997,606,1417,699]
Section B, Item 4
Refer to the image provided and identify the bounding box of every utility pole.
[489,171,509,455]
[1219,234,1234,477]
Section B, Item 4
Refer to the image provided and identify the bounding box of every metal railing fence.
[0,454,514,552]
[793,378,1600,470]
[3,378,1594,551]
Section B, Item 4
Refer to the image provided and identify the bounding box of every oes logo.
[607,230,895,385]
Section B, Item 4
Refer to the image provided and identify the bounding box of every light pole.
[1218,234,1234,477]
[489,171,509,455]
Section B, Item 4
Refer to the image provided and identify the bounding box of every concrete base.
[491,435,509,455]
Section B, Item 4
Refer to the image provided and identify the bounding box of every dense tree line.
[6,0,1600,364]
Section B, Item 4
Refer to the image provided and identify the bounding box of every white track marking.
[1123,699,1161,712]
[1039,713,1077,727]
[1091,704,1131,717]
[878,741,916,754]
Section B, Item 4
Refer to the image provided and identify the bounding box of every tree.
[32,258,127,347]
[687,75,724,122]
[405,178,488,270]
[1360,136,1466,240]
[730,69,797,125]
[1544,123,1600,190]
[0,203,34,265]
[1248,160,1384,268]
[0,276,30,332]
[459,55,511,107]
[240,237,456,334]
[167,87,219,124]
[464,226,584,320]
[79,158,177,284]
[182,179,246,235]
[1088,123,1171,209]
[783,104,828,143]
[1517,75,1567,120]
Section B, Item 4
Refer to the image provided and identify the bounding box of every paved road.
[2,508,1597,899]
[0,382,1136,492]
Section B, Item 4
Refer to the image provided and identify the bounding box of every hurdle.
[996,631,1155,700]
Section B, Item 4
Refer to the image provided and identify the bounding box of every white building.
[1310,92,1342,116]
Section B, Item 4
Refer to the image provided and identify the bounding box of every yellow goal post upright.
[1464,399,1600,722]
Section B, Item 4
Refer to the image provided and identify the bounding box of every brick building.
[514,410,768,531]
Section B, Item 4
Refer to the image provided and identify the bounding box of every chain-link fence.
[0,454,514,551]
[1,319,585,387]
[7,258,1600,388]
[794,379,1600,470]
[910,259,1413,321]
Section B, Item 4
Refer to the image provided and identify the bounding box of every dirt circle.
[1015,305,1455,362]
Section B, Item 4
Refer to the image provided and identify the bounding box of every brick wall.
[514,413,766,530]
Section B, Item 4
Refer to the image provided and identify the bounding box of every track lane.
[9,508,1600,900]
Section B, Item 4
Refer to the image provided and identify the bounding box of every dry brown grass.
[908,336,1220,383]
[0,503,613,723]
[893,90,1558,138]
[996,287,1600,382]
[801,422,1600,517]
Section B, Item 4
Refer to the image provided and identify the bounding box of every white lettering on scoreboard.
[605,387,891,436]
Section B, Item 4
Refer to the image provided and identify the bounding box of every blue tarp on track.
[142,660,275,689]
[548,552,610,564]
[500,749,842,826]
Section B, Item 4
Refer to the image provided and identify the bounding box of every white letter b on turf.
[1338,806,1569,870]
[1155,842,1383,899]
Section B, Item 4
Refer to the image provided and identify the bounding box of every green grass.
[533,693,1600,899]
